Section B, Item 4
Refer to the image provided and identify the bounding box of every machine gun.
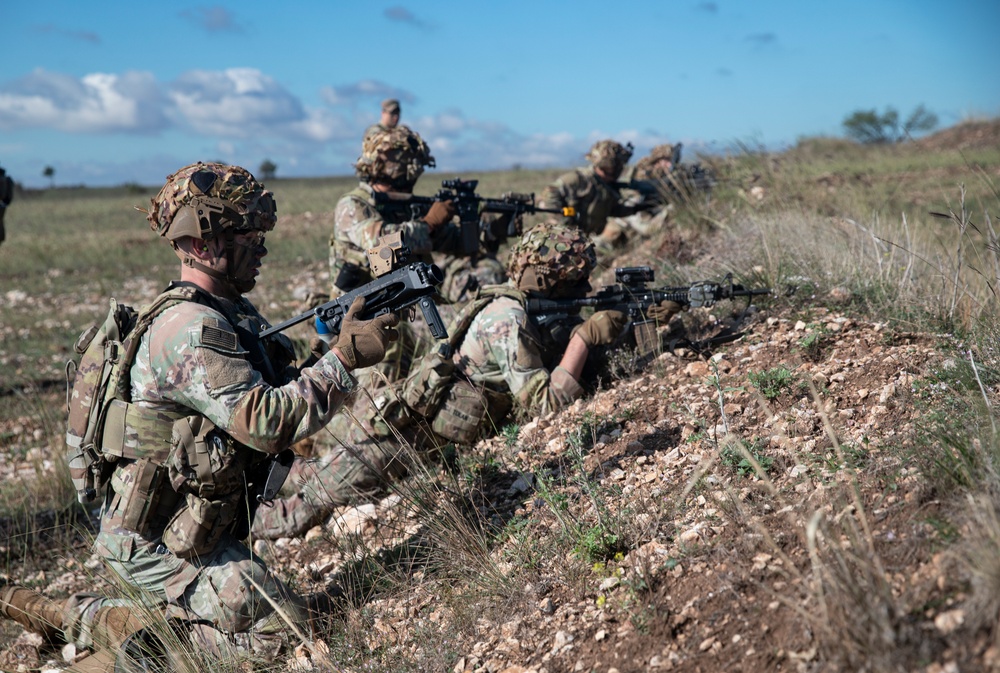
[526,266,770,348]
[259,233,448,341]
[373,178,576,255]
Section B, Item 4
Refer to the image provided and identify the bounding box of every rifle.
[615,143,716,210]
[259,234,448,341]
[526,266,770,335]
[373,178,576,255]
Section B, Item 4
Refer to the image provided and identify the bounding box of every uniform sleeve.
[540,172,573,211]
[334,194,446,256]
[460,300,584,417]
[133,303,358,455]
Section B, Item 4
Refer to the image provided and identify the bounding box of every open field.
[1,119,1000,672]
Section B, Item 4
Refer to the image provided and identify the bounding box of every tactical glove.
[423,200,456,231]
[481,212,517,243]
[333,297,400,370]
[647,300,682,322]
[573,310,627,347]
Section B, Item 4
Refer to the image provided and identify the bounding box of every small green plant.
[501,423,520,448]
[749,366,795,400]
[798,328,828,359]
[721,438,774,477]
[574,525,626,563]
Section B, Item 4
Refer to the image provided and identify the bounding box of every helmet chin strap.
[180,229,254,294]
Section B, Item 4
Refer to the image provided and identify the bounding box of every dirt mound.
[914,118,1000,152]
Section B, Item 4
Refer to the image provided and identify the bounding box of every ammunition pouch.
[400,345,456,418]
[431,380,512,445]
[161,492,240,559]
[111,458,175,534]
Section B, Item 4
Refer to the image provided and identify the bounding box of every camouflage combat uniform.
[44,163,364,665]
[330,181,505,306]
[91,295,356,633]
[251,284,584,540]
[251,226,596,540]
[539,141,638,260]
[445,287,583,414]
[607,145,678,242]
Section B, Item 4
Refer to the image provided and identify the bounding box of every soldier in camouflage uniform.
[0,162,400,671]
[251,224,662,539]
[362,98,402,143]
[0,166,13,247]
[255,127,502,542]
[325,125,506,430]
[607,143,680,243]
[331,125,506,307]
[538,140,640,258]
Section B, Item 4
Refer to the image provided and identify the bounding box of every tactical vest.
[67,284,293,558]
[400,285,527,445]
[329,186,388,293]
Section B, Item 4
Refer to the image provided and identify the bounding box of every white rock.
[934,609,964,634]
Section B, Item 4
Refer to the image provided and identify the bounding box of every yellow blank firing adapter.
[562,207,576,217]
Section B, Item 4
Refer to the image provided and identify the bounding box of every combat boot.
[91,605,146,651]
[0,581,66,642]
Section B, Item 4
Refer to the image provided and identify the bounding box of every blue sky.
[2,0,998,188]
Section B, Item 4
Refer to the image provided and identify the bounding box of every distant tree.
[901,104,939,138]
[843,105,938,144]
[259,159,277,181]
[42,165,55,188]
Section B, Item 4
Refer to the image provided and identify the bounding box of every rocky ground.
[1,293,981,672]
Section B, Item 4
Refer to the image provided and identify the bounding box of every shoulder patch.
[198,317,241,353]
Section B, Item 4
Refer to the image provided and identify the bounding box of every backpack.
[65,287,199,504]
[399,285,523,419]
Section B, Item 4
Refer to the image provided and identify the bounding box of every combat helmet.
[585,140,634,179]
[507,222,596,296]
[356,126,435,188]
[146,162,276,242]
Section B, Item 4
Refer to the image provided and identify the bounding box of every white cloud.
[0,67,689,185]
[0,68,168,133]
[168,68,309,137]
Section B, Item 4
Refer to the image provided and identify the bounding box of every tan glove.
[647,300,682,322]
[573,310,627,347]
[333,297,400,370]
[423,200,456,231]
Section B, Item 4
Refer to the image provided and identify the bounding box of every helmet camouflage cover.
[356,126,435,185]
[147,162,276,241]
[507,222,596,288]
[647,143,677,162]
[585,140,634,174]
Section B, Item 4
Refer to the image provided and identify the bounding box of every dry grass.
[3,123,1000,670]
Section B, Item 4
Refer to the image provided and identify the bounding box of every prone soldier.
[252,223,682,540]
